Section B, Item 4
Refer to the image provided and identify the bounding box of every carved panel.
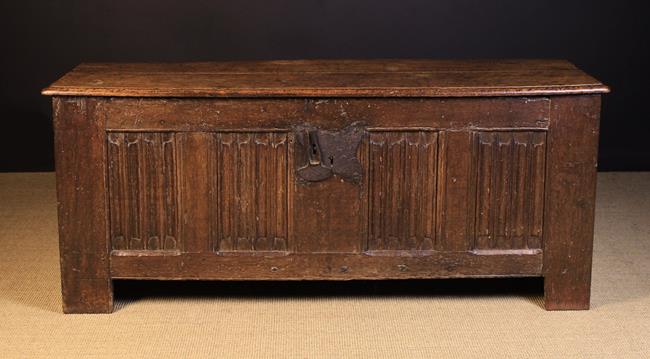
[473,131,546,250]
[367,131,438,250]
[210,132,289,251]
[107,133,178,250]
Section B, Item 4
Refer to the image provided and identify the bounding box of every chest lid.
[42,59,609,98]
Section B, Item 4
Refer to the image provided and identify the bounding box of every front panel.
[105,98,548,263]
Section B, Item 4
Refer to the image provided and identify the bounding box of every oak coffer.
[42,60,609,313]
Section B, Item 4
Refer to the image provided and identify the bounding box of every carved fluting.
[212,132,289,251]
[107,133,178,250]
[367,131,438,250]
[473,131,546,250]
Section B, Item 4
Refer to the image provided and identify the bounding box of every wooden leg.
[54,97,113,313]
[62,274,113,314]
[544,274,591,310]
[542,96,600,311]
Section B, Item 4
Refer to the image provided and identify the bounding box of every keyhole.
[307,132,321,166]
[329,155,334,165]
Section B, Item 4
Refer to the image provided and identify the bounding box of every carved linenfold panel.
[107,133,178,251]
[108,131,289,253]
[106,128,544,255]
[473,131,546,250]
[210,132,289,252]
[367,131,438,250]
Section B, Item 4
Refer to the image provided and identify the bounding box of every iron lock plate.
[295,123,365,183]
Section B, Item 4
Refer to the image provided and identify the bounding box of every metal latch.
[295,123,365,183]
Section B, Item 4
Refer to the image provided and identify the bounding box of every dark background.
[1,0,648,171]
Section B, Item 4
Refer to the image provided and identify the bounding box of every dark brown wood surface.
[45,60,606,313]
[42,59,609,98]
[100,97,551,131]
[53,97,113,313]
[543,96,600,310]
[110,252,542,280]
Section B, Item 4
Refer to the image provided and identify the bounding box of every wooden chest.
[42,60,609,313]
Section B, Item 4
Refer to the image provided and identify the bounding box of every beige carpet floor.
[0,172,648,358]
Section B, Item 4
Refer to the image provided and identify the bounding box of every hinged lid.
[42,59,609,98]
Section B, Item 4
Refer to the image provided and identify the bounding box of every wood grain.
[53,97,113,313]
[435,131,474,251]
[107,132,179,251]
[543,96,600,310]
[102,97,551,131]
[42,60,609,98]
[472,131,546,250]
[176,132,212,253]
[211,132,289,252]
[367,131,438,251]
[44,60,606,313]
[110,252,543,280]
